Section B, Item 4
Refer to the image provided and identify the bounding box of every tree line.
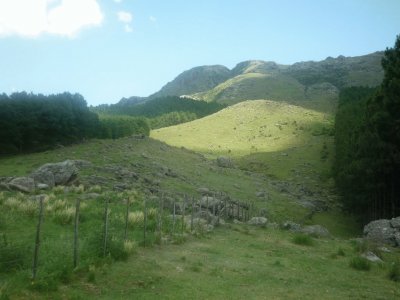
[334,35,400,222]
[93,96,226,129]
[0,92,149,155]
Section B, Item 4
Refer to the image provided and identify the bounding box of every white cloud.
[0,0,103,38]
[117,11,132,23]
[149,16,157,22]
[124,24,132,33]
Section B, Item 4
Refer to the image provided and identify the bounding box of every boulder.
[390,217,400,229]
[37,183,50,190]
[394,232,400,247]
[363,219,396,246]
[31,170,55,188]
[193,211,219,226]
[361,251,383,263]
[200,196,221,208]
[197,187,212,196]
[301,225,330,238]
[30,160,79,186]
[247,217,268,227]
[281,221,301,232]
[216,156,233,168]
[8,177,35,193]
[255,191,266,198]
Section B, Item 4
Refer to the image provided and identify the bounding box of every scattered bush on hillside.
[292,233,314,246]
[349,256,371,271]
[388,261,400,282]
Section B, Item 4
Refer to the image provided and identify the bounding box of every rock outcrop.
[363,217,400,247]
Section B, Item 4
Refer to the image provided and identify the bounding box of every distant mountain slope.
[146,52,383,110]
[149,65,231,99]
[230,60,287,76]
[110,51,383,113]
[285,51,384,89]
[190,73,305,105]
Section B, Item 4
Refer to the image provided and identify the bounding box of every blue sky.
[0,0,399,105]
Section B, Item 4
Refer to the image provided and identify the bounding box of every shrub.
[128,211,144,226]
[337,248,346,256]
[388,261,400,282]
[292,234,314,246]
[53,207,75,225]
[123,240,137,255]
[349,256,371,271]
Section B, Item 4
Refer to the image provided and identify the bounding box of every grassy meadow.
[1,99,399,299]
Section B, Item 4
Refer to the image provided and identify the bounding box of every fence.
[0,191,254,283]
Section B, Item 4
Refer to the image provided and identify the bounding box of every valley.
[1,50,400,299]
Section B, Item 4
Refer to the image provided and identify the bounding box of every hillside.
[151,100,334,179]
[106,52,382,112]
[142,52,383,113]
[1,119,398,299]
[149,65,232,99]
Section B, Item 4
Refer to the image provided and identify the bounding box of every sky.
[0,0,399,106]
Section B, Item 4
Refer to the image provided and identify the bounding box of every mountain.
[107,51,383,115]
[149,65,231,99]
[190,52,383,108]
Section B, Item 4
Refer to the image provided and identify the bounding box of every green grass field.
[1,98,399,299]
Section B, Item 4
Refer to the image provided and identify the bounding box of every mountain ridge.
[113,51,383,108]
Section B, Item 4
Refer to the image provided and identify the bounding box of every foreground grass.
[19,226,400,300]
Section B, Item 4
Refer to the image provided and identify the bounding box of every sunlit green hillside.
[151,99,334,182]
[191,74,306,105]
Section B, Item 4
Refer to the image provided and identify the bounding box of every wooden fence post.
[73,198,81,268]
[32,196,44,280]
[158,194,163,245]
[124,197,130,241]
[172,201,176,234]
[102,197,109,257]
[181,195,186,234]
[224,197,227,219]
[143,198,147,247]
[191,197,194,232]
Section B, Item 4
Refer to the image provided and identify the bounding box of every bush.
[349,256,371,271]
[292,234,314,246]
[388,261,400,282]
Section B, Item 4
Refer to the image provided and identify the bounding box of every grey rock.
[363,219,396,246]
[8,177,35,193]
[256,191,266,198]
[247,217,268,227]
[390,216,400,229]
[361,251,383,263]
[31,160,79,186]
[200,196,221,208]
[31,170,55,188]
[197,187,212,195]
[301,225,330,238]
[394,232,400,247]
[193,211,219,226]
[37,183,50,190]
[281,221,301,232]
[216,156,234,168]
